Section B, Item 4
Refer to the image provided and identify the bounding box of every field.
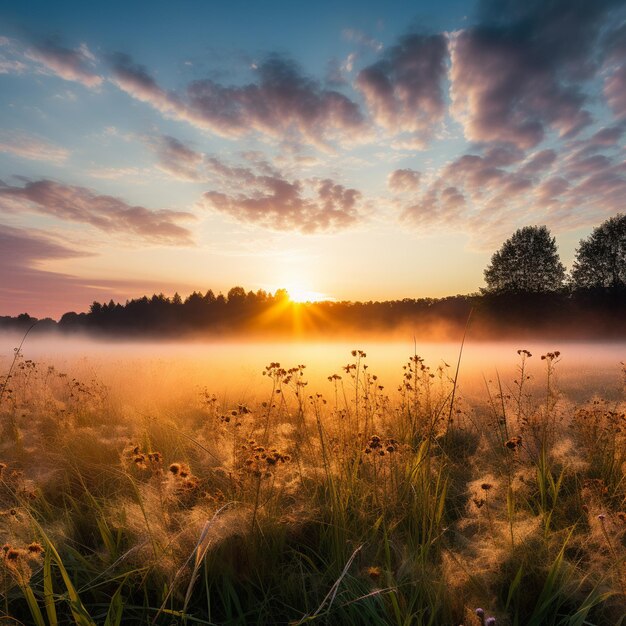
[0,337,625,625]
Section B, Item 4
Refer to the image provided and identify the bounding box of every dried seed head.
[5,549,20,562]
[26,542,44,556]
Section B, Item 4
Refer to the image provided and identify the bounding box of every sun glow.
[285,286,329,303]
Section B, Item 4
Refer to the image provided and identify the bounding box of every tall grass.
[0,344,624,625]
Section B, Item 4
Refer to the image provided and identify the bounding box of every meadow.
[0,336,624,625]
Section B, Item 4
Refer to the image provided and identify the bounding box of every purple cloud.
[26,41,102,87]
[148,135,205,181]
[186,56,365,148]
[448,0,621,148]
[200,157,363,233]
[396,129,626,246]
[603,24,626,119]
[356,34,448,147]
[0,224,199,317]
[388,168,421,192]
[109,52,185,117]
[0,130,70,163]
[0,179,194,244]
[111,53,365,150]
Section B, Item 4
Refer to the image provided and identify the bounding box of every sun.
[284,284,329,303]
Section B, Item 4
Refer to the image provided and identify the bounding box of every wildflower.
[26,542,43,556]
[598,513,606,522]
[480,483,493,491]
[504,436,522,450]
[169,463,181,475]
[366,566,381,580]
[5,549,20,563]
[475,608,484,619]
[485,619,496,626]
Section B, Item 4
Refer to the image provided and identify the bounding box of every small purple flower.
[598,514,606,522]
[475,608,484,618]
[485,618,496,626]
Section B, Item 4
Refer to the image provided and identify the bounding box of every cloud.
[200,157,363,233]
[0,130,70,163]
[0,223,94,316]
[0,36,27,74]
[26,41,102,87]
[356,33,448,147]
[111,53,366,150]
[0,224,199,317]
[388,168,421,192]
[186,56,366,148]
[341,28,384,53]
[0,179,194,244]
[448,0,621,149]
[603,24,626,119]
[109,52,186,118]
[395,130,626,246]
[148,134,205,181]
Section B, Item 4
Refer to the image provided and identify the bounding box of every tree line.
[483,214,626,293]
[1,214,625,339]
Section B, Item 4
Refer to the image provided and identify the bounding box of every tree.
[483,225,565,293]
[571,214,626,289]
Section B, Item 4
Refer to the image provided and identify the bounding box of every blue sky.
[1,0,625,317]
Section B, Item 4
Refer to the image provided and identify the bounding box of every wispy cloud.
[26,40,102,87]
[0,224,197,317]
[388,168,421,192]
[603,23,626,119]
[356,33,448,148]
[0,179,195,244]
[111,53,366,150]
[146,134,205,181]
[200,156,364,233]
[396,133,626,247]
[0,130,70,163]
[448,0,620,149]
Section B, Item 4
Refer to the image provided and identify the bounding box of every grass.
[0,341,624,625]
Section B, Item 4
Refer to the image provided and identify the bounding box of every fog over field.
[2,333,624,407]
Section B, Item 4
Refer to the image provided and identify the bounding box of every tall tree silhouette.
[483,225,565,293]
[571,214,626,289]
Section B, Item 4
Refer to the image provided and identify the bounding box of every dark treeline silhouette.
[2,215,625,339]
[2,287,626,340]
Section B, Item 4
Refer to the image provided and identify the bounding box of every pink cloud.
[603,26,626,119]
[109,52,185,118]
[111,53,366,150]
[0,130,70,163]
[356,34,448,147]
[448,0,618,149]
[147,135,205,181]
[0,224,198,318]
[200,157,363,233]
[26,41,102,87]
[0,179,194,244]
[388,168,421,192]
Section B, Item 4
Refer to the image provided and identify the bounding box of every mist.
[2,332,623,411]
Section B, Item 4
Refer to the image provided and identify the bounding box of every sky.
[1,0,625,318]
